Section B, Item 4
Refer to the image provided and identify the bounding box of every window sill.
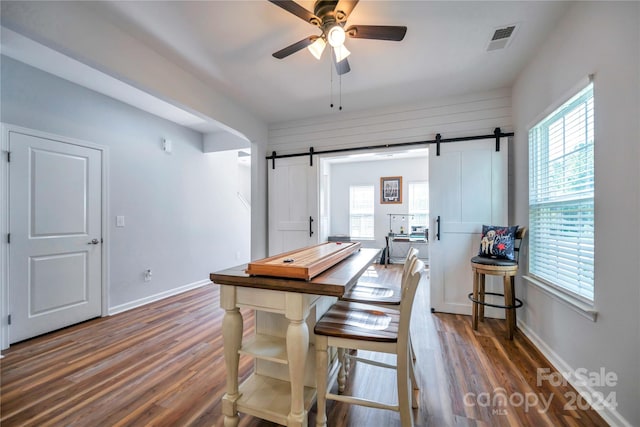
[523,275,598,322]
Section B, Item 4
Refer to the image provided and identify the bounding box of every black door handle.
[309,216,314,238]
[436,216,441,241]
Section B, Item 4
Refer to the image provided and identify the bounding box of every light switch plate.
[116,216,125,227]
[163,138,172,153]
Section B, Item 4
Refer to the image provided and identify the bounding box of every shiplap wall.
[268,88,512,154]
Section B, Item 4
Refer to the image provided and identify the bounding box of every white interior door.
[429,138,507,315]
[268,156,319,255]
[9,130,103,343]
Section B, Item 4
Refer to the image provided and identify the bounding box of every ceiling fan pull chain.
[330,53,334,109]
[339,73,343,111]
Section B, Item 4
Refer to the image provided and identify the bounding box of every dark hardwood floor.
[1,264,607,426]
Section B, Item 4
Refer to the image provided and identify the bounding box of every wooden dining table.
[210,247,380,427]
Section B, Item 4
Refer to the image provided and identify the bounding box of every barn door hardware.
[265,130,513,162]
[309,216,314,237]
[436,215,441,241]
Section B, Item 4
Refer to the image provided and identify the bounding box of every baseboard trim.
[108,279,212,316]
[517,321,631,427]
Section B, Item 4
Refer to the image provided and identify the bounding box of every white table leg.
[285,293,310,427]
[221,286,243,427]
[315,336,328,427]
[286,318,309,427]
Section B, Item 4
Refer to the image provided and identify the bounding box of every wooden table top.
[210,248,380,297]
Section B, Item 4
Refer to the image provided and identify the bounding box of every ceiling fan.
[269,0,407,75]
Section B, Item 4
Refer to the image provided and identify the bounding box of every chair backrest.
[398,257,425,346]
[514,227,527,264]
[401,247,419,277]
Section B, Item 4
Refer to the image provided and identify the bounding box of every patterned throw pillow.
[478,225,518,260]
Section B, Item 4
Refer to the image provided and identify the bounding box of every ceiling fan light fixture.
[308,37,326,60]
[333,44,351,63]
[327,25,346,47]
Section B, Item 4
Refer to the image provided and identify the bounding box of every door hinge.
[7,314,11,325]
[6,233,10,244]
[6,151,10,162]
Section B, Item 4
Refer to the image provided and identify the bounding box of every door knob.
[88,238,100,245]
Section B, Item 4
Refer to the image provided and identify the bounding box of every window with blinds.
[350,185,374,239]
[528,82,594,301]
[408,181,429,233]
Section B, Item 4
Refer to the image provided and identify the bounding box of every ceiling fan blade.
[273,36,318,59]
[346,25,407,41]
[268,0,319,25]
[333,55,351,75]
[334,0,359,22]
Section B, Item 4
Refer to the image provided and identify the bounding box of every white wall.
[329,157,428,249]
[1,56,251,312]
[511,3,640,426]
[268,88,512,155]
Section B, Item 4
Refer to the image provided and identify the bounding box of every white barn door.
[429,138,508,315]
[268,156,319,255]
[9,130,103,343]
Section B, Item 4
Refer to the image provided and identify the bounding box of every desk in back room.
[389,238,429,264]
[383,235,429,265]
[210,246,380,427]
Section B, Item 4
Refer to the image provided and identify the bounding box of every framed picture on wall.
[380,176,402,204]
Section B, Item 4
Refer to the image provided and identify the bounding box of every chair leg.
[511,276,517,329]
[504,276,514,340]
[344,349,352,375]
[337,348,347,393]
[478,274,486,322]
[397,350,414,427]
[316,337,328,427]
[408,342,419,409]
[471,270,479,330]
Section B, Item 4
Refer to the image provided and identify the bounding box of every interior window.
[349,185,375,239]
[408,181,429,239]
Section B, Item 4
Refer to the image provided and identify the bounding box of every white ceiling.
[1,1,571,129]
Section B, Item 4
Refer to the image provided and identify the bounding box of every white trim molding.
[108,279,212,316]
[518,321,632,427]
[1,125,10,351]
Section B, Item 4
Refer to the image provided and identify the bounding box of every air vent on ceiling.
[486,24,517,51]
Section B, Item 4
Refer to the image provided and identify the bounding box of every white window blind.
[528,82,594,301]
[350,185,374,239]
[408,181,429,232]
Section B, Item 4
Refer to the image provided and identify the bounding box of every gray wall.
[512,3,639,426]
[1,56,251,311]
[1,0,269,263]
